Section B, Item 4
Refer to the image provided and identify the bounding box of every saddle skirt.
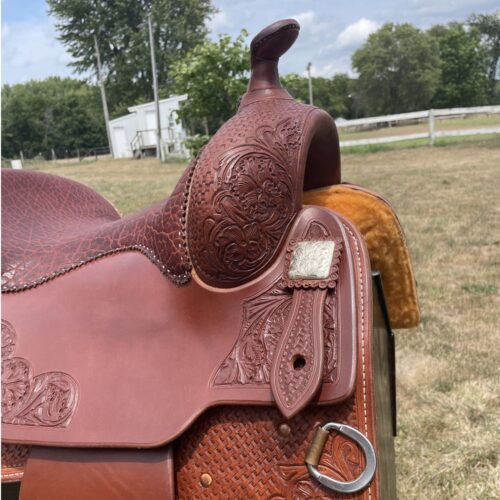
[2,206,365,447]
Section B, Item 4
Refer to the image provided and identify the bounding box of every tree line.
[1,1,498,159]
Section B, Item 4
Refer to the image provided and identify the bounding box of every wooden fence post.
[428,109,435,146]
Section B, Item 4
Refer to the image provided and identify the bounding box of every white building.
[109,95,189,159]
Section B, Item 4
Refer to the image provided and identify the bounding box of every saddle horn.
[186,19,341,288]
[248,19,299,91]
[239,19,298,107]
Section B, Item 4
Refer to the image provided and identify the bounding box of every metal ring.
[306,422,377,493]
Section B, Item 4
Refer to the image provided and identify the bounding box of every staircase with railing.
[131,132,145,158]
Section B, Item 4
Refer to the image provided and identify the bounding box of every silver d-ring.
[305,422,376,493]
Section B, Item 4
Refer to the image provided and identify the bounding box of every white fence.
[336,105,500,147]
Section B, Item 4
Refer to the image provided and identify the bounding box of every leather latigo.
[1,207,360,447]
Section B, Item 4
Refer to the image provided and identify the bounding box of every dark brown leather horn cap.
[248,19,300,91]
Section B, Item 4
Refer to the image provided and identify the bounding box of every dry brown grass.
[32,138,500,498]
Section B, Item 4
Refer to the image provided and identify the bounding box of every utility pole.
[148,13,162,161]
[94,34,113,157]
[307,62,314,106]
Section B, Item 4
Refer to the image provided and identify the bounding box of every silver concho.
[288,241,336,280]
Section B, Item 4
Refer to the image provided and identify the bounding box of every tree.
[468,12,500,102]
[281,73,356,118]
[352,23,441,115]
[1,78,106,159]
[429,22,489,108]
[47,0,215,116]
[170,31,249,137]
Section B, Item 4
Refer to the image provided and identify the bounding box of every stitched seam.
[178,157,198,268]
[251,23,300,55]
[343,222,371,500]
[2,471,24,479]
[2,244,191,293]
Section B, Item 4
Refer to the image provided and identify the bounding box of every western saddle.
[1,19,419,499]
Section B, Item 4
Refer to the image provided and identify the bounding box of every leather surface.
[1,444,29,483]
[2,19,340,294]
[1,162,194,291]
[186,21,340,288]
[2,207,359,447]
[19,446,174,500]
[175,218,377,499]
[0,17,397,499]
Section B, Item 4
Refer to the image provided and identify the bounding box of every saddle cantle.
[1,19,419,499]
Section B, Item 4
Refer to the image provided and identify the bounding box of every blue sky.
[2,0,499,85]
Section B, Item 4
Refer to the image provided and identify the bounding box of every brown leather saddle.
[1,19,418,499]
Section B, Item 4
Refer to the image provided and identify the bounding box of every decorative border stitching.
[343,222,372,500]
[2,244,190,294]
[177,157,198,270]
[251,23,300,56]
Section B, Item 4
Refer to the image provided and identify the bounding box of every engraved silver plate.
[288,241,335,280]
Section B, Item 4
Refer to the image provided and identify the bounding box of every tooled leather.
[1,162,195,292]
[175,401,367,499]
[270,219,343,418]
[1,443,30,482]
[213,282,339,385]
[176,216,377,499]
[1,319,78,427]
[187,99,314,287]
[272,289,326,418]
[1,212,375,496]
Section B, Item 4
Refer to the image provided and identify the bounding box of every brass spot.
[200,473,213,487]
[278,423,291,437]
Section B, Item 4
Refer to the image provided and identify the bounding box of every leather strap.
[271,288,327,417]
[19,446,175,500]
[271,221,342,418]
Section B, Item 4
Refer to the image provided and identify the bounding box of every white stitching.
[1,471,24,479]
[343,222,372,500]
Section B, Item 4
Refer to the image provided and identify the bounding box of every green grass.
[28,140,500,498]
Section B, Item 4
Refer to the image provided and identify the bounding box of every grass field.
[30,138,500,498]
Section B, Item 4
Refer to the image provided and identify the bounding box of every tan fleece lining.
[303,185,420,329]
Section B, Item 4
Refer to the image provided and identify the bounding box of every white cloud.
[2,19,78,85]
[302,56,354,78]
[292,11,329,36]
[336,18,378,48]
[207,10,231,34]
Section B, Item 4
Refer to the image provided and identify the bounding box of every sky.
[2,0,499,85]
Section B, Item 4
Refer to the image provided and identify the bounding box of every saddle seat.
[1,167,193,292]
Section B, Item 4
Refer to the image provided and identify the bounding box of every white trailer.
[109,94,189,159]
